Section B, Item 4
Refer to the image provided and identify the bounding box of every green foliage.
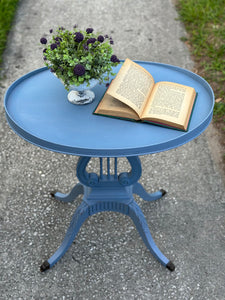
[177,0,225,75]
[214,102,225,120]
[177,0,225,121]
[41,27,120,90]
[0,0,20,66]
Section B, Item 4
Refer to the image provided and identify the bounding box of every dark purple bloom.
[97,35,104,42]
[55,37,62,42]
[43,48,47,53]
[86,28,93,34]
[74,32,84,42]
[110,55,120,63]
[110,40,114,44]
[49,29,53,33]
[73,24,78,28]
[58,26,65,31]
[87,38,96,45]
[73,64,85,76]
[83,44,89,50]
[104,34,109,38]
[43,56,47,61]
[50,43,57,50]
[40,37,47,44]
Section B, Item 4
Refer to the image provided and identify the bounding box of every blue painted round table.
[4,61,214,272]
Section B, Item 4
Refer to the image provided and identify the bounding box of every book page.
[142,82,196,129]
[107,59,154,116]
[94,93,139,120]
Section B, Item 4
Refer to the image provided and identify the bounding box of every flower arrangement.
[40,26,120,90]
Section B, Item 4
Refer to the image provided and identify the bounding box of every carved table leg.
[50,183,84,203]
[133,182,166,201]
[40,201,89,272]
[42,156,175,272]
[128,200,175,271]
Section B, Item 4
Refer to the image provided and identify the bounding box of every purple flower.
[97,35,104,43]
[49,29,53,33]
[87,38,96,45]
[50,43,57,50]
[43,48,47,53]
[73,24,78,28]
[55,37,62,42]
[40,37,47,44]
[73,64,85,76]
[58,26,65,31]
[83,44,89,50]
[86,28,93,34]
[74,32,84,42]
[104,34,109,38]
[110,40,114,45]
[110,55,120,63]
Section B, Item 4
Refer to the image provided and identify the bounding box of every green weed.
[0,0,20,66]
[177,0,225,120]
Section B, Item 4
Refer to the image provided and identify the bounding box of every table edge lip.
[4,60,214,157]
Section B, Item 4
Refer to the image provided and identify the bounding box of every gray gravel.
[0,0,225,299]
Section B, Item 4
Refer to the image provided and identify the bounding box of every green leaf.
[85,64,91,70]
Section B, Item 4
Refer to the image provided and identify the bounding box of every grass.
[0,0,20,66]
[176,0,225,126]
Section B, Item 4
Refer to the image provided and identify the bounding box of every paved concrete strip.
[0,0,225,299]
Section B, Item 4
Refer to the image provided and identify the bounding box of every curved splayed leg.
[40,201,89,271]
[127,200,175,271]
[51,183,84,203]
[133,182,166,202]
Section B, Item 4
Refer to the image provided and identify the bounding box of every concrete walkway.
[0,0,224,299]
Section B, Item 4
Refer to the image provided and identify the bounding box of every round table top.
[4,61,214,157]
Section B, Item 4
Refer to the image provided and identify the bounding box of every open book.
[94,58,196,131]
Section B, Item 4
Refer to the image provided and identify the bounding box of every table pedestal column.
[40,156,175,272]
